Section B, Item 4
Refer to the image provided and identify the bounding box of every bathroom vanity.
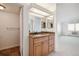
[29,32,55,56]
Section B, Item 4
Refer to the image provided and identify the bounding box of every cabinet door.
[34,42,42,56]
[49,45,54,53]
[42,40,48,56]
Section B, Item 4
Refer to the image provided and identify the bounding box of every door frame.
[12,3,24,56]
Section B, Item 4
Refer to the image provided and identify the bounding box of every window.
[68,23,79,32]
[68,24,75,31]
[76,23,79,31]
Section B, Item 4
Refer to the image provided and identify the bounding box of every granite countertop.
[29,32,55,38]
[30,34,50,38]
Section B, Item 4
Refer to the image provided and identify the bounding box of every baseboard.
[0,44,20,51]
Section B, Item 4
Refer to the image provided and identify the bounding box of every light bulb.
[0,5,5,10]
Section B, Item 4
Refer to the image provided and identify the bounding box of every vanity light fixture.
[0,4,6,10]
[30,7,50,16]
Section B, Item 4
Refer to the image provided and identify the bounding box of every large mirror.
[41,22,46,28]
[47,20,53,28]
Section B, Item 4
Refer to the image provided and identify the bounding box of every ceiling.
[30,3,56,17]
[0,3,21,14]
[0,3,56,16]
[36,3,56,12]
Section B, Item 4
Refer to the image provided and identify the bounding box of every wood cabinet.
[29,32,55,56]
[48,34,55,53]
[34,42,42,56]
[42,39,48,56]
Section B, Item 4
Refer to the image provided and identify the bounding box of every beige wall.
[0,11,20,50]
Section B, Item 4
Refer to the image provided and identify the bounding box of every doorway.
[0,3,22,56]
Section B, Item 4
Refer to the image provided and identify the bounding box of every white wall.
[21,4,32,56]
[0,11,20,50]
[29,15,33,32]
[57,3,79,35]
[56,3,79,55]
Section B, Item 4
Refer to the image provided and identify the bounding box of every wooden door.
[34,42,42,56]
[42,40,48,56]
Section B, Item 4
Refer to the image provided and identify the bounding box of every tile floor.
[49,36,79,56]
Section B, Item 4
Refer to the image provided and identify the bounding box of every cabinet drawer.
[49,36,54,40]
[49,39,54,45]
[34,37,48,43]
[34,38,42,43]
[34,42,42,47]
